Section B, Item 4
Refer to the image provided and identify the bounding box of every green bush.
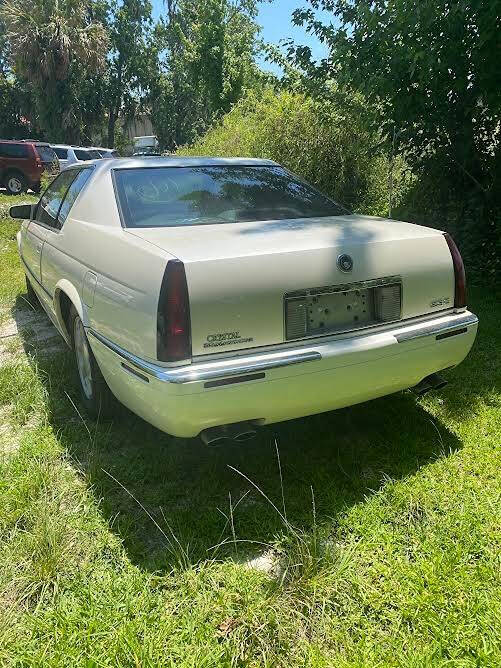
[394,161,501,283]
[178,89,410,216]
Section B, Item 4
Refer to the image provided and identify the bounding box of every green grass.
[0,200,500,666]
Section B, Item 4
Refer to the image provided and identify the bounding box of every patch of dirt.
[0,303,65,364]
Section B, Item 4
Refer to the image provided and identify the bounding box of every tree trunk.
[107,58,124,148]
[107,106,116,148]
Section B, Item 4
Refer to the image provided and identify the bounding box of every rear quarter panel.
[44,172,170,360]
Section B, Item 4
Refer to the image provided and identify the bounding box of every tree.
[105,0,159,147]
[290,1,501,196]
[0,0,108,141]
[0,5,38,138]
[152,0,265,149]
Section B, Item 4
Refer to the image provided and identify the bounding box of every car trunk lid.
[128,215,455,357]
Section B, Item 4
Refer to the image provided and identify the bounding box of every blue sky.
[151,0,333,74]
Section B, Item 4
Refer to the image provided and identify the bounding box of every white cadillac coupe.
[11,157,478,443]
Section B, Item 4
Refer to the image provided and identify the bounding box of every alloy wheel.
[8,176,22,194]
[74,317,93,399]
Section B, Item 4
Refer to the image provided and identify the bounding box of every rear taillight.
[443,233,466,309]
[157,260,191,362]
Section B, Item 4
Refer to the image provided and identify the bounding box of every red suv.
[0,140,59,195]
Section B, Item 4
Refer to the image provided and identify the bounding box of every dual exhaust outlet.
[200,421,258,446]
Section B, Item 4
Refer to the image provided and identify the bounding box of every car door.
[23,170,78,307]
[40,167,93,299]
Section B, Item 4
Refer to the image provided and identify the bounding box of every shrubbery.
[394,164,501,283]
[178,89,410,217]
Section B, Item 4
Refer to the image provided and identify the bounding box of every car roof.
[0,139,39,144]
[52,145,97,150]
[91,156,279,173]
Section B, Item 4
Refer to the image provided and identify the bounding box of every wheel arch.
[53,280,86,347]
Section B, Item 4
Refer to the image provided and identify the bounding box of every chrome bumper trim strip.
[87,329,321,384]
[88,311,478,385]
[394,313,478,343]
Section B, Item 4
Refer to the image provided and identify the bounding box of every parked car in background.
[132,150,162,157]
[133,135,158,154]
[0,140,59,194]
[10,157,478,443]
[89,147,120,159]
[51,145,101,170]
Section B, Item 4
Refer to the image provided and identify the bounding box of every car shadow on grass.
[12,287,497,573]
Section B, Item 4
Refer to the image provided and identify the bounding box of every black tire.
[69,305,116,419]
[25,275,40,308]
[5,170,27,195]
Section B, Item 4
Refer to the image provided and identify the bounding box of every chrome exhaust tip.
[200,421,258,446]
[199,427,230,447]
[412,373,448,396]
[226,421,258,442]
[428,373,448,391]
[233,427,258,442]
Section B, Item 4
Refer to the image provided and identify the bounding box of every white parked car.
[51,145,101,170]
[89,147,120,159]
[11,157,478,442]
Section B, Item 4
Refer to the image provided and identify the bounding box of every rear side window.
[36,145,57,162]
[74,149,91,160]
[0,143,29,158]
[57,168,92,225]
[53,147,68,159]
[87,150,102,159]
[36,170,77,228]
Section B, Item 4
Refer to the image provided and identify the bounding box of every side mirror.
[9,203,33,220]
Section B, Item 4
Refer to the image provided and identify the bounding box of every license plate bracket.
[305,287,374,333]
[285,277,402,340]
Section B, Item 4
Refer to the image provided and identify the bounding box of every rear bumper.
[88,311,478,437]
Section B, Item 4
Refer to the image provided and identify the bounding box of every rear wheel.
[5,171,26,195]
[70,306,116,418]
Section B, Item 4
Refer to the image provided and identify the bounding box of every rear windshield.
[36,145,57,162]
[74,149,92,160]
[114,165,346,228]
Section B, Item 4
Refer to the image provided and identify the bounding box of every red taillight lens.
[157,260,191,362]
[443,233,466,308]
